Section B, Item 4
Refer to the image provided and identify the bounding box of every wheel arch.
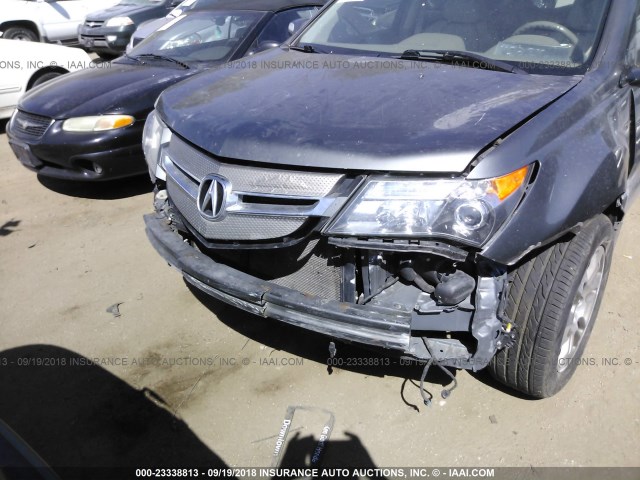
[0,21,42,41]
[26,67,69,90]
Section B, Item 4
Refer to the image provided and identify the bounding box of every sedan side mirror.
[625,67,640,87]
[256,41,281,53]
[288,18,308,36]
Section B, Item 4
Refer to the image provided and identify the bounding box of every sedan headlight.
[325,165,531,247]
[105,16,134,27]
[62,115,134,132]
[142,110,172,182]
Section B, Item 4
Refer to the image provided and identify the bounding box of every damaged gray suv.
[143,0,640,398]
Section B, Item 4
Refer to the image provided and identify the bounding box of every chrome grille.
[11,111,53,139]
[164,136,346,242]
[84,20,104,28]
[167,136,342,196]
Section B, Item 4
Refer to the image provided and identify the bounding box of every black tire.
[30,71,62,89]
[489,214,614,398]
[3,26,38,41]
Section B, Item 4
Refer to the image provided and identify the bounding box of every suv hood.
[19,62,197,119]
[157,49,581,173]
[87,2,164,21]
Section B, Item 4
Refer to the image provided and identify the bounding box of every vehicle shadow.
[185,282,457,391]
[0,345,406,478]
[278,431,389,475]
[0,345,229,479]
[37,174,153,200]
[0,119,7,135]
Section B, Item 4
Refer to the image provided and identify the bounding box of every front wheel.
[3,26,38,41]
[489,214,614,398]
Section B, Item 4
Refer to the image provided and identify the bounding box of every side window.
[256,7,319,46]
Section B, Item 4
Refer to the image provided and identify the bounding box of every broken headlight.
[325,166,531,247]
[142,110,171,183]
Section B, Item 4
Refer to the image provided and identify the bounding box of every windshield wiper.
[397,49,527,74]
[123,53,145,64]
[134,54,190,69]
[288,44,319,53]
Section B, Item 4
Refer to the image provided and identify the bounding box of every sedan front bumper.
[7,115,147,181]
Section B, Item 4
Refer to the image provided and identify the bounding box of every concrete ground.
[0,120,638,473]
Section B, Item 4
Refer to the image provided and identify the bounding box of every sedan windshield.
[130,10,265,63]
[118,0,166,5]
[297,0,611,75]
[168,0,222,17]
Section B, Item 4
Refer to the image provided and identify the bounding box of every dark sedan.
[78,0,183,59]
[7,0,323,181]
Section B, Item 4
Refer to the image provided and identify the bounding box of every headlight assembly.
[142,110,172,182]
[325,165,531,247]
[62,115,134,132]
[105,16,134,27]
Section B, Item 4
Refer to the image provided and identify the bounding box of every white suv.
[1,0,119,44]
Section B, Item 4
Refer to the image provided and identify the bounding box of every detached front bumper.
[144,212,508,368]
[144,212,412,351]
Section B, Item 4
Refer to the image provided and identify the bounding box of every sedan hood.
[157,49,581,173]
[19,62,198,120]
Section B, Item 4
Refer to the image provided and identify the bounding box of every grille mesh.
[270,251,341,300]
[213,239,342,300]
[168,178,306,240]
[12,111,53,138]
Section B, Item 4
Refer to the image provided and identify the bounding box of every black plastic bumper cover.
[144,213,415,354]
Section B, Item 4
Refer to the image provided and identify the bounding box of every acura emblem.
[197,174,230,221]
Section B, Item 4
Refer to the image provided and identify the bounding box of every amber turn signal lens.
[490,165,530,201]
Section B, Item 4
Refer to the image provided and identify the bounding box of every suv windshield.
[130,10,265,63]
[297,0,611,75]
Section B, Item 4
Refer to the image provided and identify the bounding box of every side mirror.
[288,18,308,36]
[256,41,280,53]
[626,67,640,87]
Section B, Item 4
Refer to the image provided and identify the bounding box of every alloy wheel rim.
[557,245,606,373]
